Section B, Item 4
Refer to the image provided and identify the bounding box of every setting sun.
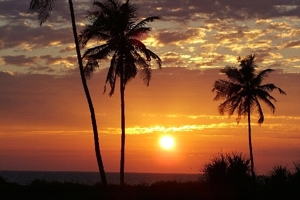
[159,136,175,149]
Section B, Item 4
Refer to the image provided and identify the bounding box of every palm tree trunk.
[247,106,256,180]
[68,0,107,186]
[120,62,126,186]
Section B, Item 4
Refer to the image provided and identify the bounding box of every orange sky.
[0,0,300,175]
[1,67,299,175]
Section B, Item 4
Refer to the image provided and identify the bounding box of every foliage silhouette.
[292,161,300,182]
[28,0,107,186]
[203,152,252,182]
[79,0,161,185]
[212,54,286,179]
[202,152,253,199]
[259,164,300,199]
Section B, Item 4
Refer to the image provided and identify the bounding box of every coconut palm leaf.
[29,0,55,26]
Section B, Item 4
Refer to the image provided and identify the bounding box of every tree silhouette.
[212,54,286,179]
[79,0,161,185]
[29,0,107,186]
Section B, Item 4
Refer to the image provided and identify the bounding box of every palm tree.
[212,54,286,179]
[79,0,162,185]
[29,0,107,186]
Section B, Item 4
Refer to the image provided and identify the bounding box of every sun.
[159,136,175,150]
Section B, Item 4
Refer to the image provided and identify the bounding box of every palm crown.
[79,0,161,95]
[213,54,286,124]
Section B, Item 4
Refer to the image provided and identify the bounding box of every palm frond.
[104,53,118,96]
[123,51,138,85]
[145,49,162,68]
[128,27,151,39]
[82,44,112,59]
[29,0,55,26]
[79,25,111,47]
[220,66,243,84]
[107,0,121,10]
[231,94,244,116]
[120,0,138,27]
[84,59,99,78]
[259,83,286,95]
[252,68,274,86]
[130,40,161,68]
[135,56,151,86]
[129,39,146,50]
[238,54,256,82]
[254,97,264,124]
[213,79,242,101]
[256,89,276,113]
[236,96,247,117]
[93,1,120,32]
[218,93,243,117]
[239,54,257,68]
[127,16,160,37]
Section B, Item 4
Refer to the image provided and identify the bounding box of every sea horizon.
[0,170,200,185]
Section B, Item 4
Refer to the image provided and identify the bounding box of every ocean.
[0,171,200,185]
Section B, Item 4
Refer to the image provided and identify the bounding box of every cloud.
[157,28,203,45]
[0,0,91,25]
[0,23,73,49]
[1,54,77,74]
[1,0,300,75]
[282,40,300,48]
[2,1,300,25]
[136,0,300,21]
[2,55,39,66]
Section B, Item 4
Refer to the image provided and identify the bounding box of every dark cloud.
[0,0,92,25]
[3,55,39,66]
[157,29,199,45]
[212,30,245,43]
[59,46,76,53]
[136,0,300,21]
[0,23,73,49]
[1,0,299,26]
[161,52,183,65]
[39,55,76,65]
[2,54,77,74]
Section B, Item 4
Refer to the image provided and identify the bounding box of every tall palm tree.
[79,0,162,185]
[29,0,107,186]
[212,54,286,179]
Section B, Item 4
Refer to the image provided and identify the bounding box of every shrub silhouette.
[291,162,300,199]
[269,165,291,184]
[203,152,251,183]
[292,161,300,182]
[261,164,294,199]
[202,152,253,199]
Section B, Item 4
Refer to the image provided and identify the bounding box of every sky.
[0,0,300,176]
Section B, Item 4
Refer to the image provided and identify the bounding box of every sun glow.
[159,135,175,150]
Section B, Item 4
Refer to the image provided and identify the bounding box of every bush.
[202,152,253,199]
[202,152,251,183]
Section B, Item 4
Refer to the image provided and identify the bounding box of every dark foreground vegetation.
[1,154,300,200]
[1,176,300,200]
